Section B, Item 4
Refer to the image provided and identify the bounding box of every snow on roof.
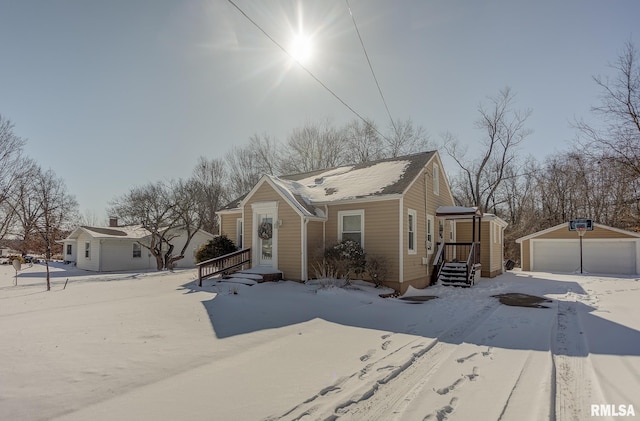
[436,206,479,216]
[64,225,152,240]
[220,151,437,212]
[275,159,411,206]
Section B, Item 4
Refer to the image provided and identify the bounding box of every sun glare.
[289,33,312,65]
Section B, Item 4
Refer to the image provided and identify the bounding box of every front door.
[257,213,274,266]
[252,201,278,270]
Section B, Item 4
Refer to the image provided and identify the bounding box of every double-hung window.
[237,219,244,249]
[338,210,364,246]
[426,215,434,254]
[66,244,72,255]
[133,243,142,258]
[408,209,417,254]
[85,242,91,259]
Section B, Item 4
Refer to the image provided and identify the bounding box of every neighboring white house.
[60,223,214,272]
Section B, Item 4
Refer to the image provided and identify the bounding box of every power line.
[225,0,390,142]
[345,0,398,135]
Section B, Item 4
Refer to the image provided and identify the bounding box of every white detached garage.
[516,223,640,275]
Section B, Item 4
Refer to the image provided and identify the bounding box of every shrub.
[314,240,366,281]
[365,255,388,287]
[195,235,237,263]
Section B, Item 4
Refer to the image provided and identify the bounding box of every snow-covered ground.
[1,263,638,420]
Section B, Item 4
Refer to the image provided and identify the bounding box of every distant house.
[216,151,507,293]
[60,220,214,272]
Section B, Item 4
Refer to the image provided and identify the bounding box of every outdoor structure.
[60,222,214,272]
[434,207,508,283]
[214,151,507,293]
[516,222,640,275]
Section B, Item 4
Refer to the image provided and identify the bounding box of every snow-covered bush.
[365,254,388,288]
[195,235,237,263]
[314,240,366,282]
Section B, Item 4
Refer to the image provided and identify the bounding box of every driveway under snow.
[1,263,638,420]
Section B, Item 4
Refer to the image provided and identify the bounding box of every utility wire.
[345,0,398,135]
[225,0,391,142]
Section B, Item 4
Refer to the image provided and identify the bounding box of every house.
[516,222,640,275]
[60,221,214,272]
[215,151,507,293]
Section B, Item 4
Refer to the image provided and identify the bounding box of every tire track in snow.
[263,300,501,421]
[552,299,606,421]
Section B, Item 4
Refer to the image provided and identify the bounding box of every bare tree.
[280,120,346,174]
[110,179,205,270]
[0,115,35,240]
[225,145,265,200]
[443,87,533,212]
[192,156,227,234]
[385,118,433,158]
[342,118,384,164]
[576,40,640,177]
[10,167,78,290]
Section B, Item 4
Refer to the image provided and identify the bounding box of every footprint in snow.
[455,352,478,363]
[424,397,458,420]
[360,349,376,362]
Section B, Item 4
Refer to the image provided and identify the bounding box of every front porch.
[432,206,483,287]
[197,248,282,287]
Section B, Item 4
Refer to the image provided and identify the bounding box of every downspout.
[301,216,308,281]
[399,197,404,284]
[323,205,328,250]
[424,172,430,274]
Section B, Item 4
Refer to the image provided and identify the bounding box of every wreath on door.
[258,221,273,240]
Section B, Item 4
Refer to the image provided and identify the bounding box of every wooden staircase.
[433,242,481,287]
[438,261,479,287]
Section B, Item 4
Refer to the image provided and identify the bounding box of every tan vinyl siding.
[455,220,502,277]
[219,211,241,247]
[276,201,302,280]
[243,181,302,281]
[401,163,457,290]
[326,199,400,284]
[521,240,531,271]
[489,224,503,276]
[306,219,325,277]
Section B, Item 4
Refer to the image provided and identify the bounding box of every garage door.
[531,240,637,275]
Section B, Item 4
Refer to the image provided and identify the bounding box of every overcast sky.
[1,0,638,220]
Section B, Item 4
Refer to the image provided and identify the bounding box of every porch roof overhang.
[436,206,482,219]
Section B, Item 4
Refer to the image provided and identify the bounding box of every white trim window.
[338,210,364,246]
[84,242,91,259]
[408,209,417,254]
[426,215,434,254]
[433,163,440,196]
[236,218,244,249]
[66,244,72,255]
[132,242,142,258]
[449,220,455,242]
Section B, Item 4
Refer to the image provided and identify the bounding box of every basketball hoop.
[577,226,587,237]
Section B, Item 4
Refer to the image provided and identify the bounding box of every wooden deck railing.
[432,242,480,284]
[197,248,251,287]
[439,242,480,264]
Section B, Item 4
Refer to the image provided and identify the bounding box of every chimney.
[109,217,118,227]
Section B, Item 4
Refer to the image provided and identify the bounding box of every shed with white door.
[516,222,640,275]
